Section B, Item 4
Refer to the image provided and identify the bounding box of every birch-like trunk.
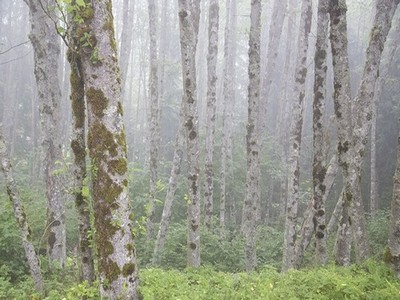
[243,0,262,272]
[75,1,139,297]
[146,0,160,240]
[387,124,400,276]
[0,127,43,293]
[312,0,330,266]
[329,0,353,266]
[119,0,135,93]
[259,0,287,132]
[178,0,201,267]
[282,0,312,272]
[152,108,185,265]
[294,154,338,268]
[220,0,237,230]
[24,0,66,267]
[370,9,400,216]
[203,0,219,229]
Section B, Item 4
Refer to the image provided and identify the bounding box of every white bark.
[204,0,219,229]
[282,0,312,272]
[146,0,160,240]
[312,0,330,266]
[259,0,288,132]
[220,0,237,230]
[24,0,66,267]
[243,0,262,272]
[76,1,139,297]
[178,0,201,267]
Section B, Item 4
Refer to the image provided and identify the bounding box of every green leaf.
[76,0,86,7]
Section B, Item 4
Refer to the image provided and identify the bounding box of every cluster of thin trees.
[0,0,399,299]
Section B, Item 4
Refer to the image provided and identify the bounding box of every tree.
[387,122,400,276]
[331,0,399,265]
[0,126,43,294]
[312,0,330,266]
[23,0,66,267]
[146,0,161,240]
[282,0,312,272]
[177,0,201,267]
[70,1,139,298]
[243,0,262,272]
[68,18,95,283]
[329,0,353,266]
[152,113,184,265]
[220,0,237,230]
[204,0,219,229]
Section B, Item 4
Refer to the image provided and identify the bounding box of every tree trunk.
[370,8,400,216]
[332,0,398,264]
[282,0,312,272]
[221,0,237,230]
[178,0,201,267]
[294,154,338,268]
[204,0,219,229]
[24,0,66,267]
[146,0,160,240]
[152,109,185,265]
[312,0,330,266]
[243,0,262,272]
[0,127,43,294]
[74,1,139,298]
[329,0,354,266]
[67,45,95,283]
[387,123,400,276]
[259,0,287,132]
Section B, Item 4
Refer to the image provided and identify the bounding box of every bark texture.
[243,0,262,272]
[146,0,160,240]
[329,0,353,266]
[0,127,43,293]
[178,0,201,267]
[204,0,219,229]
[24,0,66,267]
[75,1,138,298]
[312,0,330,266]
[282,0,312,272]
[68,45,95,283]
[220,0,237,230]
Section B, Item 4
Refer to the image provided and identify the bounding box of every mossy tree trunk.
[74,1,138,298]
[67,45,95,282]
[178,0,201,267]
[282,0,312,272]
[329,0,353,266]
[312,0,330,266]
[146,0,160,241]
[24,0,66,268]
[203,0,219,229]
[242,0,262,272]
[0,127,43,294]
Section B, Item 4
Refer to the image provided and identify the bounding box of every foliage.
[139,261,400,300]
